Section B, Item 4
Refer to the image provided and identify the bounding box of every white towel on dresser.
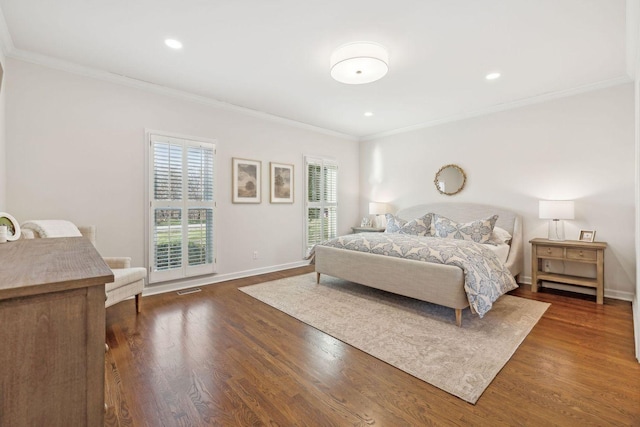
[21,220,82,238]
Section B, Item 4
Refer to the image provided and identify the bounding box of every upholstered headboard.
[396,202,523,278]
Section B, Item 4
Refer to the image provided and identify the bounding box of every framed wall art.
[578,229,596,242]
[270,162,294,203]
[232,158,262,203]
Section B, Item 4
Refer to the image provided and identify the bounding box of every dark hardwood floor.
[105,266,640,426]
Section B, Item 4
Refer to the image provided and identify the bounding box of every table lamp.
[369,202,390,228]
[539,200,574,241]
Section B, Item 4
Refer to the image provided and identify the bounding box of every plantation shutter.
[149,134,216,283]
[153,141,183,274]
[187,146,214,269]
[304,156,338,256]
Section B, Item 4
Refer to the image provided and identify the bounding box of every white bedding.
[486,242,510,264]
[318,233,518,317]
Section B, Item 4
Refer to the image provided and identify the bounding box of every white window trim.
[145,129,217,284]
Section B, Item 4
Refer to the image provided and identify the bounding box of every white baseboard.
[519,275,634,302]
[142,260,311,297]
[145,268,634,300]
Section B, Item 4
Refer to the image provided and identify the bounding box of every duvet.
[318,232,518,317]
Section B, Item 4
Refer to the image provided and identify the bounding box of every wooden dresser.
[0,237,113,426]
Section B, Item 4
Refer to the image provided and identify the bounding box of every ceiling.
[0,0,631,139]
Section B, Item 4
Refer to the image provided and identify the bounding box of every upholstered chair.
[21,224,146,313]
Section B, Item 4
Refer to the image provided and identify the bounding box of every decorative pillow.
[398,213,433,236]
[491,226,512,245]
[432,214,499,244]
[384,213,407,233]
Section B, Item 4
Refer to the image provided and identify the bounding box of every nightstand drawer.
[537,245,563,258]
[351,227,385,234]
[566,248,597,261]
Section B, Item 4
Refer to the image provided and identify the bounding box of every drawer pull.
[546,248,552,254]
[579,251,583,257]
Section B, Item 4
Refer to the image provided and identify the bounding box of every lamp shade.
[369,202,390,215]
[330,42,389,84]
[539,200,575,220]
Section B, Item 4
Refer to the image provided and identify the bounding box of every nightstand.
[351,227,385,234]
[530,238,607,304]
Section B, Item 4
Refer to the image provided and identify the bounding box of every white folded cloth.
[21,220,82,238]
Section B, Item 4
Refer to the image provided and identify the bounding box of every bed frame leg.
[316,272,320,284]
[455,309,462,327]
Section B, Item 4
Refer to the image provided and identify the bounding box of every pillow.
[384,213,407,233]
[398,213,433,236]
[491,226,512,245]
[432,214,499,244]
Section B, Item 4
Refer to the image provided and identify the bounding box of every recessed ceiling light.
[486,72,501,80]
[364,112,374,117]
[165,39,183,49]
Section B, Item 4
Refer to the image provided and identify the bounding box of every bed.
[314,202,523,326]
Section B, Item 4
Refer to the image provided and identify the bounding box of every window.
[148,133,216,283]
[304,156,338,256]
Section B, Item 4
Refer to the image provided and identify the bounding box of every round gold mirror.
[434,164,466,196]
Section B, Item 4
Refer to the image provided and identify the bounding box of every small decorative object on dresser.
[360,217,371,227]
[0,212,20,241]
[530,238,606,304]
[579,229,596,242]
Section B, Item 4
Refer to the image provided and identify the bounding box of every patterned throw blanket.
[318,233,518,317]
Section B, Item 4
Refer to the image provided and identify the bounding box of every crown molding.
[0,5,13,61]
[361,76,633,142]
[6,48,359,142]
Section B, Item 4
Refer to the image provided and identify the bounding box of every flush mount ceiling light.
[364,111,374,117]
[165,38,183,49]
[485,72,501,80]
[330,42,389,84]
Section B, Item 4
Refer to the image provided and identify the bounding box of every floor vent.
[177,288,202,296]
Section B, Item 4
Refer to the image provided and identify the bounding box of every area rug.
[240,273,550,404]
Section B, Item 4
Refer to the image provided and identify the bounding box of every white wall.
[635,70,640,361]
[361,84,636,299]
[633,0,640,361]
[0,49,6,210]
[5,58,359,283]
